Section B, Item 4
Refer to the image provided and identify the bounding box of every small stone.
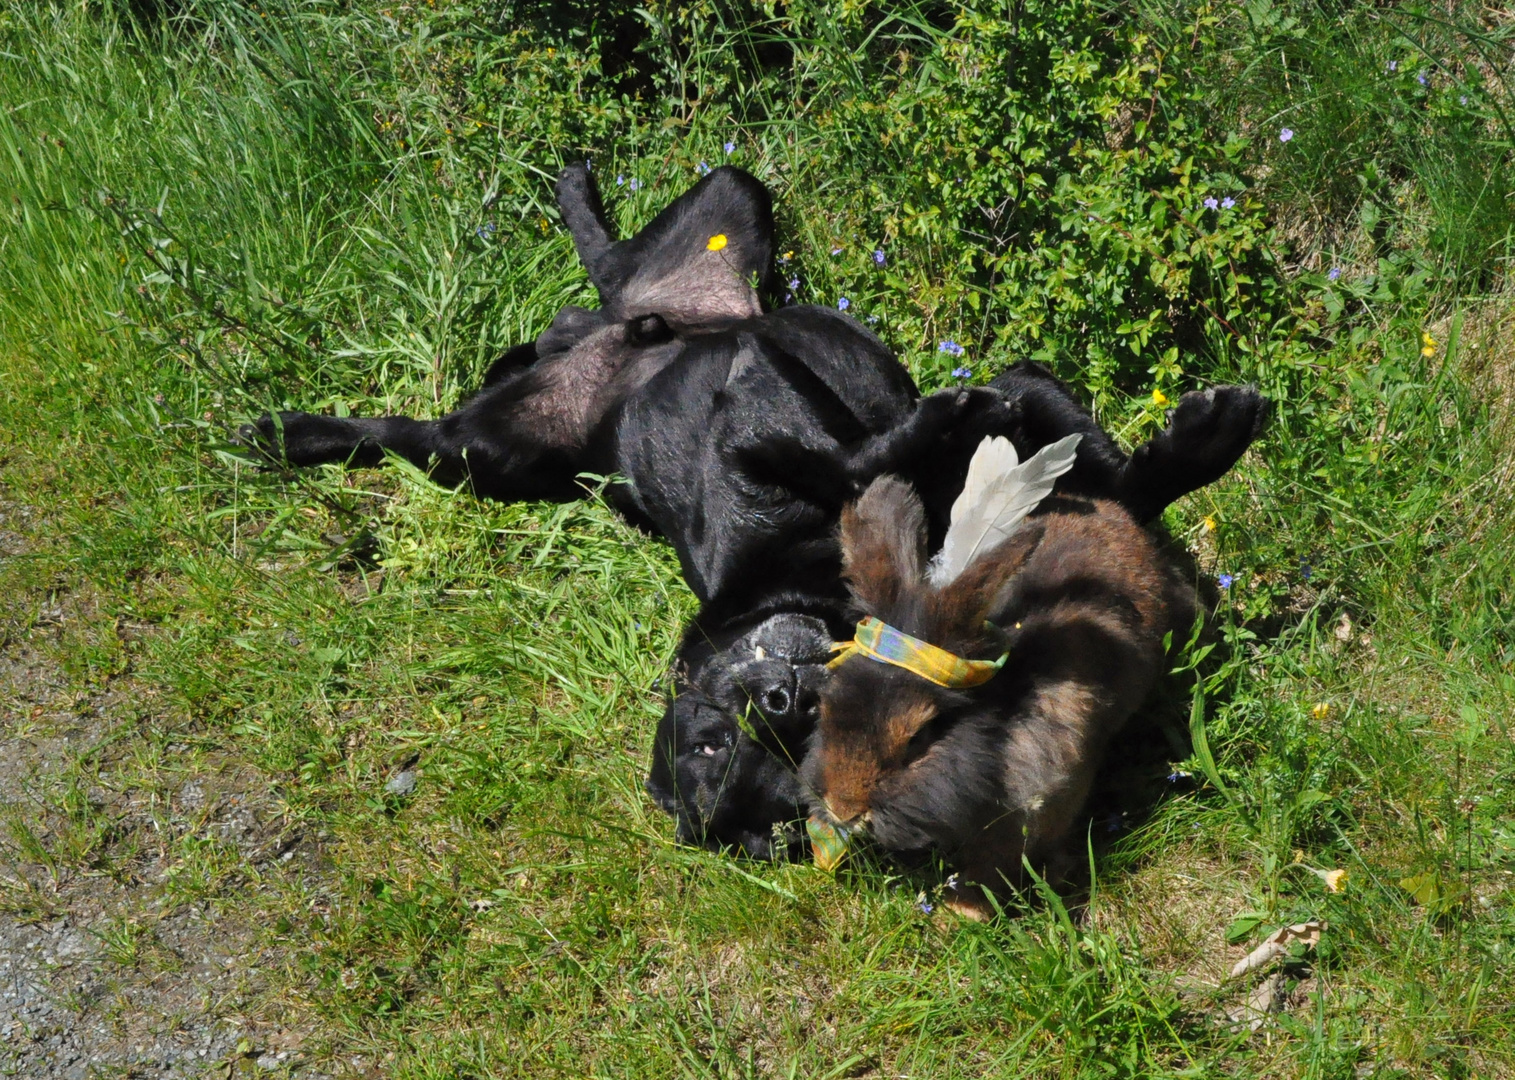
[384,770,417,796]
[256,1052,281,1070]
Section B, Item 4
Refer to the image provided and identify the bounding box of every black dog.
[243,164,1268,858]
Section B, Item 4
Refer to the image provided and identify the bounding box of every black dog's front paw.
[1122,385,1270,519]
[1161,385,1270,462]
[918,386,1022,438]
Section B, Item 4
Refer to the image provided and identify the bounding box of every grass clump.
[1,0,1513,1076]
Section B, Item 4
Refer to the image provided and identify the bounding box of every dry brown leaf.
[1229,919,1323,978]
[1227,972,1289,1031]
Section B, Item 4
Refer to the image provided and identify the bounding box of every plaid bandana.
[828,616,1006,688]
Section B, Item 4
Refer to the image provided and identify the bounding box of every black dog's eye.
[628,312,673,346]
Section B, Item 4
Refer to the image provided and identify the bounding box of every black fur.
[241,164,1269,859]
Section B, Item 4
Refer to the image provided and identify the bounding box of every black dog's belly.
[613,306,917,606]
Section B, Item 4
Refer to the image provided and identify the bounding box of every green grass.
[1,0,1513,1075]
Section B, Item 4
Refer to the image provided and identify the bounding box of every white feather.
[927,433,1083,585]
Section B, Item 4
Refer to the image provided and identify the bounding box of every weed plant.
[1,0,1512,1075]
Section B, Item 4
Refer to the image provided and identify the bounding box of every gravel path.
[0,505,332,1078]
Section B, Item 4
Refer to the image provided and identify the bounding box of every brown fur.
[838,476,928,613]
[803,478,1194,917]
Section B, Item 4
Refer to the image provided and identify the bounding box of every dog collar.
[828,616,1006,688]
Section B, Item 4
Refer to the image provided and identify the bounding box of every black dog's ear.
[556,163,774,331]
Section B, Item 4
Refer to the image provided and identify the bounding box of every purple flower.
[1300,562,1313,582]
[1204,197,1219,210]
[1461,95,1469,105]
[1328,266,1341,281]
[628,179,640,191]
[952,366,972,380]
[837,297,850,311]
[1166,770,1192,784]
[938,340,964,357]
[873,249,886,266]
[1221,196,1236,209]
[1218,573,1234,589]
[474,222,495,240]
[615,174,625,186]
[788,277,799,290]
[917,900,934,914]
[1279,127,1294,143]
[697,161,710,175]
[724,141,735,154]
[1387,60,1398,72]
[831,246,843,256]
[1418,71,1428,86]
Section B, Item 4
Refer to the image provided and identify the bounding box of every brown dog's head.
[802,476,1042,842]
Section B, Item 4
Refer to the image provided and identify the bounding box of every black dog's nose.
[761,685,791,716]
[738,661,801,730]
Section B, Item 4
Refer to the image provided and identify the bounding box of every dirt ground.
[0,503,331,1079]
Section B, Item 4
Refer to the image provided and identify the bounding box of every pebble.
[385,769,418,796]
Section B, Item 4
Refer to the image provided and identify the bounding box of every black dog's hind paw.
[1122,385,1270,519]
[235,410,386,469]
[236,414,290,466]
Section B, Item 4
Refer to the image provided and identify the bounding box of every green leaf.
[1399,871,1470,912]
[1225,911,1268,944]
[1188,680,1235,806]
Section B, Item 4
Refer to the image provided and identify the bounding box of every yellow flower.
[1152,388,1169,407]
[1203,515,1216,532]
[1323,868,1348,893]
[707,233,728,252]
[1312,702,1330,720]
[1421,331,1436,358]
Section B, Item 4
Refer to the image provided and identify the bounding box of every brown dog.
[802,468,1194,918]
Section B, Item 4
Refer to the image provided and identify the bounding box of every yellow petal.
[707,233,728,252]
[1203,515,1217,532]
[1324,869,1348,893]
[1312,702,1330,720]
[1421,344,1436,357]
[1152,389,1169,407]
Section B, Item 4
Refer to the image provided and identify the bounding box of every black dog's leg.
[241,375,594,503]
[1118,385,1270,522]
[556,163,616,293]
[850,364,1267,524]
[846,376,1128,529]
[986,362,1130,497]
[243,411,446,472]
[992,369,1269,520]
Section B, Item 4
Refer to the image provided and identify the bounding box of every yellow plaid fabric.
[828,616,1005,688]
